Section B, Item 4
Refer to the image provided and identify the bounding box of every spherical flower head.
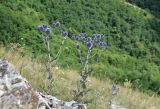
[86,37,92,42]
[45,27,51,35]
[42,24,48,30]
[86,41,93,48]
[96,34,101,39]
[99,41,107,48]
[72,35,80,40]
[37,25,44,31]
[99,41,103,46]
[62,31,68,37]
[76,44,80,49]
[102,42,107,47]
[37,24,51,35]
[38,24,48,32]
[53,21,61,27]
[79,33,86,37]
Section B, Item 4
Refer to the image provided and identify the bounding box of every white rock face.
[0,59,86,109]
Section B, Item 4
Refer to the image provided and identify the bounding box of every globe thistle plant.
[72,33,107,101]
[37,22,68,91]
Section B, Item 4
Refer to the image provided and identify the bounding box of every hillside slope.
[0,0,160,93]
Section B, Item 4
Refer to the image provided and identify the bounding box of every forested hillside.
[0,0,160,94]
[127,0,160,18]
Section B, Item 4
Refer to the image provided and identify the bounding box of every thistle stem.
[78,49,83,65]
[51,37,66,65]
[46,36,53,91]
[80,47,91,89]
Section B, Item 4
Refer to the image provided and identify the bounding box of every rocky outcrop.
[0,59,86,109]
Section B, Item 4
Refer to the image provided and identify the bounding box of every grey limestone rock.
[0,59,86,109]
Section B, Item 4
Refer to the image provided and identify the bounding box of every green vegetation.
[127,0,160,18]
[0,0,160,94]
